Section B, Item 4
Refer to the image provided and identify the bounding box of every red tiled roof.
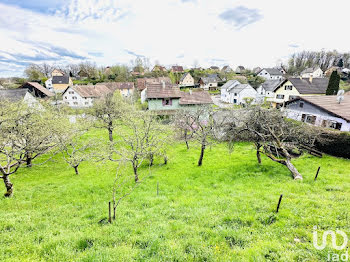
[290,95,350,122]
[179,91,213,105]
[26,82,55,97]
[97,82,134,90]
[67,85,113,98]
[146,83,182,99]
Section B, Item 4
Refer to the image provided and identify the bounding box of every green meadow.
[1,130,350,261]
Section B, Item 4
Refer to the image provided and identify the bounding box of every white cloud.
[0,0,350,77]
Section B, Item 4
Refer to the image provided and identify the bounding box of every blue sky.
[0,0,349,77]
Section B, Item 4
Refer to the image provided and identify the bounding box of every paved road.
[211,95,233,108]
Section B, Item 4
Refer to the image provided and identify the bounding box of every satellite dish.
[336,90,345,104]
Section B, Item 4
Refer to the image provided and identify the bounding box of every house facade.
[301,67,323,78]
[62,85,112,108]
[257,68,283,80]
[0,89,40,107]
[256,79,284,103]
[179,73,195,87]
[52,75,73,93]
[142,82,212,113]
[51,69,65,77]
[221,66,233,73]
[285,96,350,132]
[97,82,135,97]
[269,77,329,107]
[235,66,245,74]
[199,77,218,91]
[171,66,184,73]
[221,80,257,105]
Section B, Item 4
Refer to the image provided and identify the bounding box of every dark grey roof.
[228,84,254,94]
[260,68,283,76]
[288,78,329,94]
[52,75,70,84]
[0,89,29,101]
[261,79,285,92]
[200,77,217,84]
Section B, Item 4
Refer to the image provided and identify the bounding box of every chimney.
[189,89,192,95]
[162,80,165,89]
[309,76,313,83]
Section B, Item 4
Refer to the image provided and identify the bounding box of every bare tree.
[59,132,105,175]
[173,109,196,150]
[90,93,128,142]
[174,107,218,166]
[0,102,30,196]
[225,106,319,180]
[110,110,168,182]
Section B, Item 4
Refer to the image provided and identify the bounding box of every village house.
[199,76,218,91]
[152,65,167,72]
[171,66,184,73]
[0,89,40,107]
[179,72,195,87]
[62,85,112,108]
[51,75,73,93]
[97,82,135,97]
[301,67,324,78]
[325,66,341,77]
[136,77,172,91]
[141,82,182,111]
[209,66,220,71]
[141,82,212,113]
[220,80,257,105]
[285,96,350,132]
[51,69,65,77]
[269,77,329,108]
[257,68,283,80]
[19,82,55,98]
[221,65,233,73]
[235,66,245,74]
[256,79,284,103]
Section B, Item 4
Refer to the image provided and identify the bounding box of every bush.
[315,131,350,159]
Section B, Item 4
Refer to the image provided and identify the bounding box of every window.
[233,99,237,104]
[85,102,89,105]
[162,99,172,106]
[302,114,316,125]
[73,102,78,105]
[69,91,74,94]
[284,85,293,90]
[64,96,67,99]
[276,94,285,99]
[72,96,77,100]
[234,93,237,96]
[299,102,304,108]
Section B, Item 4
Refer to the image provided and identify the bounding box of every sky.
[0,0,349,77]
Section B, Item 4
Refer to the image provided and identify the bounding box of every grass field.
[1,130,350,261]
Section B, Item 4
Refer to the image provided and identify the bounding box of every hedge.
[315,131,350,159]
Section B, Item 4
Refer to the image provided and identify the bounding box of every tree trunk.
[149,154,154,166]
[3,175,13,197]
[74,165,79,175]
[198,144,206,166]
[285,159,303,180]
[108,128,113,142]
[133,165,139,182]
[26,154,33,168]
[256,143,262,164]
[185,141,189,150]
[164,156,168,165]
[256,150,262,164]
